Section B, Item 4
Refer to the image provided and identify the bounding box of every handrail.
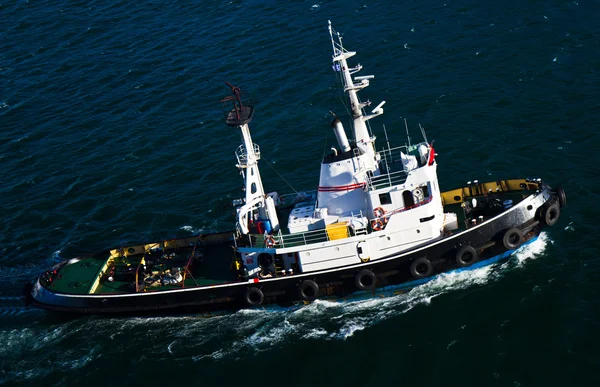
[277,222,354,248]
[366,144,416,191]
[280,229,329,248]
[235,143,261,166]
[367,170,408,191]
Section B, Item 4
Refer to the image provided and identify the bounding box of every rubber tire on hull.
[298,280,319,302]
[456,245,477,267]
[244,287,264,306]
[503,228,524,250]
[355,269,376,291]
[410,257,433,279]
[543,203,561,227]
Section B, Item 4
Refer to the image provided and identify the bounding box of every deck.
[42,233,237,295]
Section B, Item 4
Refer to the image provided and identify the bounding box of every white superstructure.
[232,22,446,278]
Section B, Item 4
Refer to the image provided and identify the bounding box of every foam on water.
[513,231,550,265]
[180,225,202,233]
[0,320,101,383]
[171,233,554,358]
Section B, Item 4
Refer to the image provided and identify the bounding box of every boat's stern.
[28,256,108,311]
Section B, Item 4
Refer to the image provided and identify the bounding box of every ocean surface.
[1,0,599,385]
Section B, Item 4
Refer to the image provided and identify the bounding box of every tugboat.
[28,22,565,315]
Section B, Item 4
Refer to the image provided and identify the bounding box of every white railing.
[278,222,371,248]
[367,170,408,191]
[235,143,261,166]
[280,228,329,248]
[249,225,347,249]
[366,145,416,191]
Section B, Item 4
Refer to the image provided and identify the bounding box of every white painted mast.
[328,20,385,172]
[222,83,279,235]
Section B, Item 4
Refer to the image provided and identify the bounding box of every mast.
[222,83,279,235]
[328,21,385,171]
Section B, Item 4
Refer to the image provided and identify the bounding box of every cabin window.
[251,182,257,194]
[402,190,415,208]
[379,192,392,205]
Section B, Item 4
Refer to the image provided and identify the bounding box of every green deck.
[44,257,105,294]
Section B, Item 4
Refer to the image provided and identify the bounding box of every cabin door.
[356,241,371,262]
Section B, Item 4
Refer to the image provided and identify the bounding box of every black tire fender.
[355,269,376,290]
[410,257,433,279]
[503,228,524,250]
[456,245,478,267]
[244,287,264,306]
[297,280,319,302]
[543,202,560,227]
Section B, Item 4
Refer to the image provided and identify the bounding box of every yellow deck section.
[88,257,115,294]
[326,222,349,241]
[440,178,536,205]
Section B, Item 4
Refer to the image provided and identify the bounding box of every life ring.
[355,269,376,290]
[373,207,386,218]
[410,257,433,279]
[556,186,566,208]
[543,202,560,227]
[297,280,319,302]
[264,235,277,247]
[244,287,264,306]
[456,245,477,267]
[371,219,384,231]
[502,228,524,250]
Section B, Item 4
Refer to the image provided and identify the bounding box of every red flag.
[428,145,435,166]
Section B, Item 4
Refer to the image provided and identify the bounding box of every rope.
[261,158,300,195]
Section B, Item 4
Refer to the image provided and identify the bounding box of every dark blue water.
[1,0,599,385]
